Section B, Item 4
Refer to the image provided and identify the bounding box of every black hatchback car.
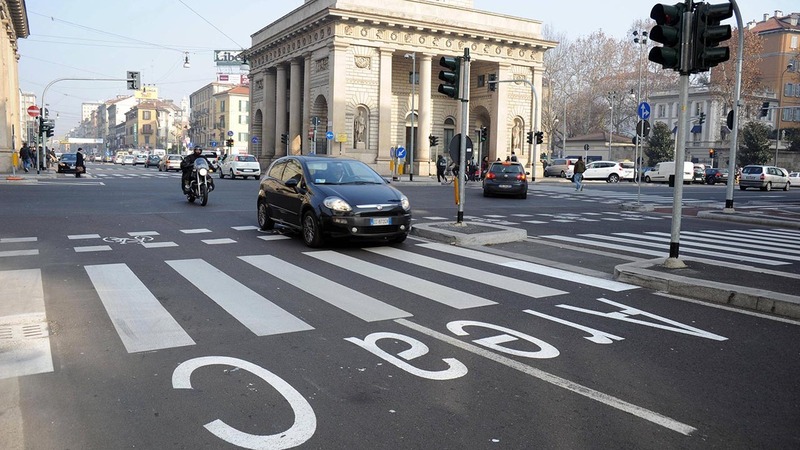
[57,153,77,173]
[257,155,412,247]
[482,161,529,198]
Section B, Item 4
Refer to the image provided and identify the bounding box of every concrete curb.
[696,210,800,230]
[411,221,527,246]
[614,258,800,320]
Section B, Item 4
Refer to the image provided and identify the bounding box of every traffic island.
[411,221,527,246]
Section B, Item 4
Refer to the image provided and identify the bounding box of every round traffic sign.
[326,131,334,140]
[227,130,234,137]
[636,119,651,137]
[396,146,407,159]
[251,136,260,144]
[27,106,41,117]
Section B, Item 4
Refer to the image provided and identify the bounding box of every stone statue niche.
[353,106,369,150]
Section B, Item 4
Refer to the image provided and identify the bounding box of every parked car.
[789,172,799,187]
[544,158,578,178]
[644,161,693,184]
[704,168,729,185]
[579,160,631,183]
[144,154,161,168]
[159,154,183,172]
[739,165,790,191]
[257,155,411,247]
[220,154,261,179]
[57,153,77,173]
[483,161,529,198]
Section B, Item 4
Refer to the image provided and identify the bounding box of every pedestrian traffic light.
[760,102,770,117]
[649,3,686,72]
[280,133,288,145]
[691,2,733,73]
[526,131,533,145]
[709,149,715,158]
[226,138,234,147]
[480,127,487,142]
[437,56,461,99]
[488,73,497,92]
[535,131,544,145]
[698,112,706,124]
[126,71,141,90]
[429,135,439,147]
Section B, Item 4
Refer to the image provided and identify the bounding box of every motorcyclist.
[181,146,215,193]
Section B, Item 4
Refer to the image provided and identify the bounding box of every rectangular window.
[143,111,151,120]
[477,75,485,87]
[408,71,419,85]
[657,104,666,118]
[785,83,793,97]
[791,35,798,49]
[238,133,248,142]
[220,101,226,112]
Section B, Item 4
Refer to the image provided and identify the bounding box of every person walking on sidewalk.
[573,156,586,191]
[19,143,32,172]
[75,148,86,178]
[436,155,448,184]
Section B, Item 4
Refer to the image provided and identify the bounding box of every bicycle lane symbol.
[102,235,156,245]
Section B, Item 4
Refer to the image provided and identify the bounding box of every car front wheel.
[608,173,620,183]
[302,211,324,248]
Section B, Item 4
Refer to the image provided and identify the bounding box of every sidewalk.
[2,170,57,183]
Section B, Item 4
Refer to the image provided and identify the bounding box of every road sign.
[27,106,41,117]
[583,144,589,151]
[211,141,218,147]
[311,116,321,126]
[326,131,334,140]
[396,146,407,159]
[637,102,651,120]
[636,119,651,137]
[251,136,260,144]
[448,134,474,164]
[227,130,234,137]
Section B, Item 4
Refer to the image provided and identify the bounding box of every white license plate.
[499,184,512,188]
[370,217,391,226]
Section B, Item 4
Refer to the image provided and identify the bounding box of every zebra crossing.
[0,241,638,380]
[539,227,800,267]
[527,184,715,206]
[418,211,667,226]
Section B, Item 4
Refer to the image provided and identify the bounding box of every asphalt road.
[1,163,799,449]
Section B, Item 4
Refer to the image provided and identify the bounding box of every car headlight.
[400,195,410,211]
[199,168,208,177]
[323,196,352,212]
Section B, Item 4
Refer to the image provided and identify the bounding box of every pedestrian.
[436,155,448,184]
[75,147,85,178]
[510,151,518,162]
[19,142,31,172]
[480,156,489,179]
[573,155,586,191]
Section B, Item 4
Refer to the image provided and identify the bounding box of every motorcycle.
[184,158,213,206]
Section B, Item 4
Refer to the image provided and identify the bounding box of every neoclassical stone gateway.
[246,0,555,175]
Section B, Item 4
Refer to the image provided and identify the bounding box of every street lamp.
[607,91,617,150]
[404,52,416,181]
[775,62,793,165]
[633,29,648,191]
[183,52,191,69]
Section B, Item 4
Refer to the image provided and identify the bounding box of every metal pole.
[724,0,744,211]
[457,49,470,224]
[562,91,567,159]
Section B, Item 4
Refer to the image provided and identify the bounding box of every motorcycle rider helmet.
[193,146,202,154]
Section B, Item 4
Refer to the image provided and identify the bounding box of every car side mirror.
[525,172,530,175]
[285,178,299,188]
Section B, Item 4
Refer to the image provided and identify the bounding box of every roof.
[7,0,29,39]
[748,13,800,34]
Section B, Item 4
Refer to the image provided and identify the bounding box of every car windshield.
[309,160,385,185]
[742,166,762,174]
[236,155,256,162]
[60,154,76,161]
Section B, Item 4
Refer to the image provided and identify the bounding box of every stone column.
[329,42,349,156]
[378,48,394,169]
[289,59,303,155]
[275,63,287,156]
[264,69,277,159]
[417,53,433,175]
[302,53,312,154]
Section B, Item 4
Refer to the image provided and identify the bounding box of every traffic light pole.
[723,0,744,211]
[456,49,470,224]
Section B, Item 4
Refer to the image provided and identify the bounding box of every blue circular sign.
[210,141,218,147]
[251,136,260,144]
[396,146,406,159]
[637,102,651,120]
[326,131,334,140]
[227,130,234,137]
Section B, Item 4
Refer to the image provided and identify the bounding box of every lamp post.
[404,52,416,181]
[633,30,648,191]
[607,91,617,151]
[775,63,793,166]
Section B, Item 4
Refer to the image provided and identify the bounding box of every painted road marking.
[0,250,39,258]
[0,237,37,243]
[232,225,259,231]
[141,242,179,249]
[202,238,237,245]
[127,231,160,236]
[74,246,112,253]
[85,263,195,353]
[257,235,291,241]
[0,269,53,380]
[240,254,412,322]
[68,234,101,240]
[180,228,212,234]
[167,259,313,336]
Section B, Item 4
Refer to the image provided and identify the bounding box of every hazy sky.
[18,0,797,134]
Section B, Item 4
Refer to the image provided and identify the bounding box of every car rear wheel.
[608,173,620,183]
[783,182,790,191]
[230,169,236,180]
[762,182,772,191]
[302,211,324,248]
[560,171,566,178]
[219,170,225,179]
[257,199,274,230]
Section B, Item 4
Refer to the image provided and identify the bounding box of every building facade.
[1,0,28,172]
[212,85,250,155]
[245,0,555,175]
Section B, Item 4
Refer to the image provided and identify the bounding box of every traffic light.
[709,149,715,158]
[760,102,770,117]
[437,56,461,99]
[526,131,533,145]
[726,110,734,130]
[691,2,733,72]
[480,127,487,142]
[698,112,706,124]
[429,135,439,147]
[226,138,234,147]
[126,71,141,90]
[280,133,288,145]
[649,3,687,71]
[488,73,497,92]
[535,131,544,145]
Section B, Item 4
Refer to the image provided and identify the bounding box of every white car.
[789,172,799,188]
[220,154,261,179]
[122,155,135,165]
[134,154,147,165]
[567,161,633,183]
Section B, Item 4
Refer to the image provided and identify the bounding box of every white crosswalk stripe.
[539,228,798,267]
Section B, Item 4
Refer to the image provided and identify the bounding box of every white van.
[644,161,693,184]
